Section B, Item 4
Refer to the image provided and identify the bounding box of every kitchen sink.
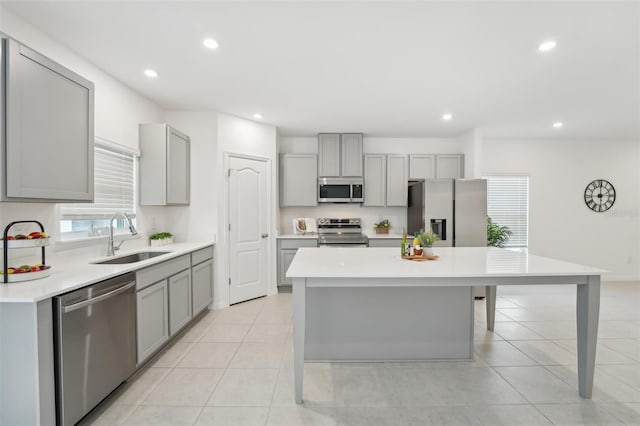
[91,251,171,265]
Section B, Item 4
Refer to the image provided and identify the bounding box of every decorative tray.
[401,255,439,262]
[0,237,51,249]
[0,265,52,282]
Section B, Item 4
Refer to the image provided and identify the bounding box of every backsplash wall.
[279,205,406,235]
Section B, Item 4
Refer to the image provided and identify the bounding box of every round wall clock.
[584,179,616,212]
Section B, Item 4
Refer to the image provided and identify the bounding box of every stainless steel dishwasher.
[54,272,136,426]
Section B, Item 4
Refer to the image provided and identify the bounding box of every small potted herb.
[374,219,391,234]
[419,230,440,256]
[150,232,173,246]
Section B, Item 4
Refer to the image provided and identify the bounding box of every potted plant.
[419,230,440,256]
[374,219,391,234]
[487,217,512,247]
[150,232,173,246]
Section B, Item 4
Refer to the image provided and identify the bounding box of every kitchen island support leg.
[576,275,600,398]
[293,278,306,404]
[485,285,496,331]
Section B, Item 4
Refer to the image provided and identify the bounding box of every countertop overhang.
[0,242,214,303]
[286,247,606,280]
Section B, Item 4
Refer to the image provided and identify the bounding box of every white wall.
[277,136,462,233]
[482,139,640,281]
[0,8,167,254]
[162,112,218,243]
[216,114,278,308]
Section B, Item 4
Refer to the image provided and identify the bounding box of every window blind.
[486,176,529,248]
[60,144,136,219]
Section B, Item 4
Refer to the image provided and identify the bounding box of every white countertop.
[286,247,606,279]
[277,233,318,239]
[0,242,214,303]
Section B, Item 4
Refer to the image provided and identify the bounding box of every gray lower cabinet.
[169,269,192,336]
[277,239,318,286]
[278,249,297,286]
[1,36,94,202]
[135,253,191,364]
[279,154,318,207]
[192,258,214,315]
[136,280,169,364]
[368,238,403,248]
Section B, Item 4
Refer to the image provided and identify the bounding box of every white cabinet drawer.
[136,254,190,291]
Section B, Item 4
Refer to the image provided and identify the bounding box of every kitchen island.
[287,247,604,403]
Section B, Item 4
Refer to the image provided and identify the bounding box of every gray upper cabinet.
[1,37,94,202]
[363,154,386,207]
[386,155,408,206]
[139,124,190,205]
[318,133,340,177]
[341,133,363,177]
[436,154,464,179]
[364,154,407,207]
[318,133,363,177]
[409,154,436,180]
[280,154,318,207]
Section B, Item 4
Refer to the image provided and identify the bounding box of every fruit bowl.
[1,265,52,283]
[0,237,51,249]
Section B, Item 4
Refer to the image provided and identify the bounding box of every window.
[60,139,138,240]
[485,175,529,248]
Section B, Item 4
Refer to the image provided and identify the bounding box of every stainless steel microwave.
[318,177,364,203]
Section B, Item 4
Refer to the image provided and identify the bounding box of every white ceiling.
[3,1,639,139]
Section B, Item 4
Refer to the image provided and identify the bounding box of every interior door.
[229,156,268,304]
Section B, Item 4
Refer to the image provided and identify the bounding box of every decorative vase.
[375,227,389,235]
[423,247,434,256]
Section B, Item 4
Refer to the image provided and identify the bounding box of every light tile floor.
[82,282,640,425]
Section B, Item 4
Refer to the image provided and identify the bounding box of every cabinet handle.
[261,233,269,238]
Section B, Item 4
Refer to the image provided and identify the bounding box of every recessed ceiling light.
[203,38,219,50]
[538,40,557,52]
[143,69,158,78]
[552,121,563,128]
[253,113,263,120]
[442,113,453,121]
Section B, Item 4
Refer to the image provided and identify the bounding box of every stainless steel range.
[317,218,369,247]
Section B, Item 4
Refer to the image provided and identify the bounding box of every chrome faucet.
[107,213,138,256]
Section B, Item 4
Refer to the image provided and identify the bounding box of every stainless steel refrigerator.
[418,179,488,296]
[424,179,487,248]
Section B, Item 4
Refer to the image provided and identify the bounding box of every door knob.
[261,233,269,238]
